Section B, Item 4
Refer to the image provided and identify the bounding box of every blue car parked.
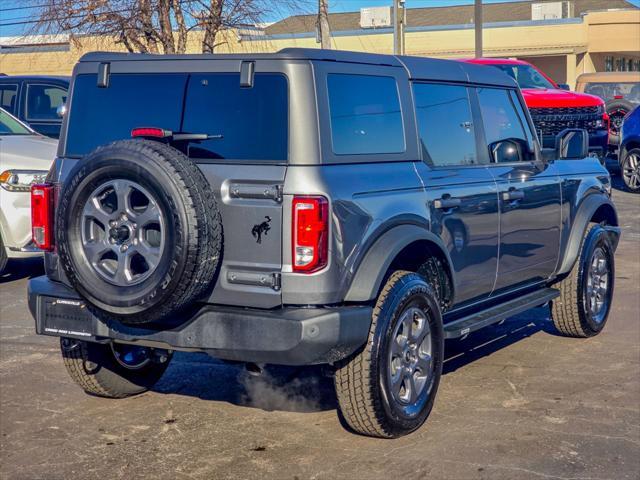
[620,105,640,193]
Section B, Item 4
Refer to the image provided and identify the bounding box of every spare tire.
[56,139,221,324]
[606,99,634,145]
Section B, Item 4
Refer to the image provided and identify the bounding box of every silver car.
[0,108,57,272]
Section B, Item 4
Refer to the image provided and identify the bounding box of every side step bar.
[444,288,560,339]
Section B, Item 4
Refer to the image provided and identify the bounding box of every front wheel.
[60,339,172,398]
[335,271,444,438]
[551,224,615,337]
[621,148,640,193]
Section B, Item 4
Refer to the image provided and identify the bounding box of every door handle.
[502,189,525,202]
[434,197,462,210]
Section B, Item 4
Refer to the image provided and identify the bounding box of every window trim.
[25,82,66,123]
[313,61,419,165]
[0,83,19,114]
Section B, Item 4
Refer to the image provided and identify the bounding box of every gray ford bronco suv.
[28,49,620,438]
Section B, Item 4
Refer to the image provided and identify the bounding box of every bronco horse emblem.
[251,216,272,244]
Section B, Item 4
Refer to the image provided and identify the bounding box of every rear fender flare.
[557,194,619,276]
[344,224,454,303]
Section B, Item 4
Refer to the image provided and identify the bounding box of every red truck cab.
[463,58,609,160]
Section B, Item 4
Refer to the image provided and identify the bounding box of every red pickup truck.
[463,58,609,162]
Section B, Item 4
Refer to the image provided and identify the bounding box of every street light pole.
[393,0,405,55]
[474,0,483,58]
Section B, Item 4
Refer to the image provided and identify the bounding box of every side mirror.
[489,139,524,163]
[557,83,571,91]
[56,104,67,118]
[556,128,589,159]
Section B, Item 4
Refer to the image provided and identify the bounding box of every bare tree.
[28,0,308,54]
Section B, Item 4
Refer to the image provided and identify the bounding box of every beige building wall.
[1,9,638,89]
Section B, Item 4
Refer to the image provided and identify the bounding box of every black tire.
[56,139,221,324]
[60,338,172,398]
[0,234,7,274]
[551,224,615,337]
[335,271,444,438]
[606,99,634,145]
[621,148,640,193]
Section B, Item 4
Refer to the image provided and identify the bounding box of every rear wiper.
[131,127,222,142]
[173,133,223,141]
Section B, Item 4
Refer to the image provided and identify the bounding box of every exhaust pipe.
[245,362,264,377]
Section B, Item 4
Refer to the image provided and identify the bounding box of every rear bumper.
[28,276,372,366]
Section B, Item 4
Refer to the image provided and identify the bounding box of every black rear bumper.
[28,276,372,366]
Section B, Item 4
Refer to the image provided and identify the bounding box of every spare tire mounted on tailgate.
[57,139,221,324]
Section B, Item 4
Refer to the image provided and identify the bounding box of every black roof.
[78,48,516,88]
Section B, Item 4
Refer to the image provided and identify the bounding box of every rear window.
[584,82,640,104]
[66,74,187,157]
[65,72,288,161]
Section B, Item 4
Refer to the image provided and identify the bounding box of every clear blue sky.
[1,0,639,37]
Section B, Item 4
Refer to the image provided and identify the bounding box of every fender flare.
[344,224,454,302]
[557,194,619,276]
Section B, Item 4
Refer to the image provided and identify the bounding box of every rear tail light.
[31,183,55,251]
[131,127,171,138]
[292,196,328,273]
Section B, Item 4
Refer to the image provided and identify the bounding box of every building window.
[605,56,614,72]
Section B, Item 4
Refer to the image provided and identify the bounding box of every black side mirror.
[556,128,589,159]
[490,139,524,163]
[557,83,571,91]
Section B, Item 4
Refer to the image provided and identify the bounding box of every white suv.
[0,108,56,272]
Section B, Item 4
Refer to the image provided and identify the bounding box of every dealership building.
[1,0,639,89]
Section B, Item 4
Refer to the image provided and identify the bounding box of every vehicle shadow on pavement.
[0,258,44,284]
[153,307,557,414]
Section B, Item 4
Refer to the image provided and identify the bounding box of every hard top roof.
[77,48,516,88]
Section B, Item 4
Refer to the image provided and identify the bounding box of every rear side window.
[0,84,18,114]
[327,74,404,155]
[182,73,288,162]
[26,84,67,121]
[413,83,480,167]
[65,74,187,157]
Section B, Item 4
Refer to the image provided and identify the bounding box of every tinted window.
[66,74,187,157]
[327,74,404,155]
[182,73,288,161]
[413,83,479,166]
[0,84,18,114]
[26,84,67,121]
[477,87,527,146]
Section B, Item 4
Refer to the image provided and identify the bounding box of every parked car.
[463,59,609,162]
[28,49,619,438]
[0,75,69,138]
[575,71,640,145]
[619,105,640,193]
[0,108,57,273]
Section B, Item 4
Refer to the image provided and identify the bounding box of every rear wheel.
[621,148,640,193]
[60,338,172,398]
[335,271,444,438]
[551,224,615,337]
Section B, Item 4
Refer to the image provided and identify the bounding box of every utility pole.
[317,0,331,49]
[393,0,406,55]
[474,0,483,58]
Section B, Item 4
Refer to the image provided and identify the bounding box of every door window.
[327,74,404,155]
[0,84,18,114]
[413,83,479,166]
[26,84,67,121]
[477,87,532,163]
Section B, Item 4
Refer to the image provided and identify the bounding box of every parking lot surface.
[1,183,639,480]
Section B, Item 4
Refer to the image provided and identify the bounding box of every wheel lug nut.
[120,245,128,252]
[109,220,117,227]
